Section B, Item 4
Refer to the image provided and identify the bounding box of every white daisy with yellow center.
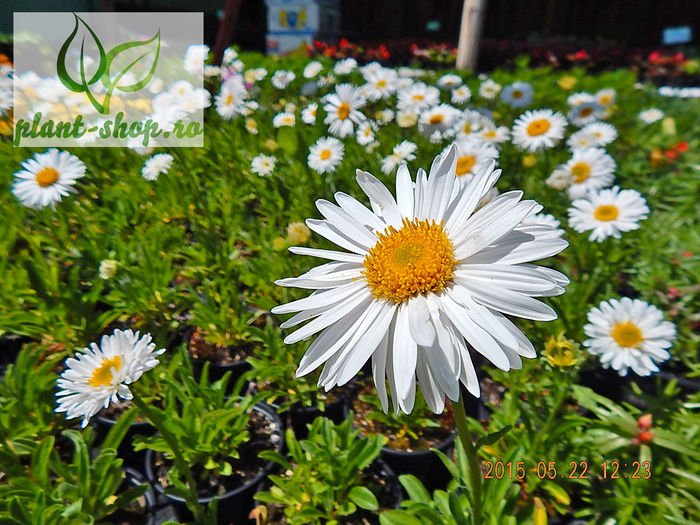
[381,140,418,175]
[274,148,568,414]
[418,104,460,138]
[322,83,367,138]
[273,112,296,128]
[397,82,440,112]
[12,149,86,209]
[56,329,165,427]
[584,298,675,376]
[215,76,247,120]
[362,67,398,101]
[301,103,318,125]
[307,137,345,174]
[568,185,649,242]
[511,109,567,152]
[561,147,616,199]
[442,137,499,182]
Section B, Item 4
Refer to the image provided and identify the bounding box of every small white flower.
[271,70,295,89]
[322,83,366,138]
[302,103,318,125]
[478,78,501,99]
[451,85,472,104]
[183,44,209,76]
[584,298,675,376]
[545,168,573,191]
[56,329,166,427]
[501,82,533,107]
[562,148,616,199]
[396,110,418,128]
[511,109,567,152]
[12,149,86,209]
[141,153,174,181]
[437,73,463,89]
[576,122,618,148]
[303,61,323,78]
[356,121,377,146]
[568,101,604,127]
[639,108,664,124]
[418,104,460,137]
[273,112,296,128]
[595,88,616,107]
[334,58,357,75]
[397,82,440,112]
[381,140,418,174]
[568,186,649,242]
[222,47,238,65]
[362,67,398,101]
[251,154,276,177]
[307,137,344,174]
[98,260,118,280]
[215,76,247,119]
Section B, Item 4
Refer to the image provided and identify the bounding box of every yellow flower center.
[88,356,122,387]
[225,94,234,105]
[413,94,424,101]
[456,155,476,176]
[512,89,523,99]
[611,322,643,347]
[593,204,619,221]
[571,162,591,182]
[600,95,612,105]
[579,107,594,118]
[526,119,551,136]
[35,167,59,187]
[337,102,350,120]
[463,123,472,133]
[320,149,332,160]
[363,219,456,304]
[375,79,387,89]
[483,130,496,138]
[429,114,444,125]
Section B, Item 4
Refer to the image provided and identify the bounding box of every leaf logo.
[57,13,160,115]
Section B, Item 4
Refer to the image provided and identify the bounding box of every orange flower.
[650,148,664,167]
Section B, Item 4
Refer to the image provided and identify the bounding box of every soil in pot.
[146,403,283,524]
[188,328,254,393]
[279,390,348,439]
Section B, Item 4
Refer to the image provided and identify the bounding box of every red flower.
[637,414,652,431]
[574,50,588,60]
[649,51,661,63]
[339,38,349,49]
[664,149,679,162]
[673,141,688,152]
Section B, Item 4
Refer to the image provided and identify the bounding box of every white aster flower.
[356,120,377,146]
[561,147,616,199]
[381,140,418,174]
[334,58,358,75]
[215,76,247,119]
[141,153,173,181]
[443,137,499,182]
[478,78,501,99]
[568,186,649,242]
[397,110,419,128]
[271,70,295,89]
[451,110,492,139]
[222,47,238,65]
[477,125,511,146]
[595,88,616,107]
[568,101,604,126]
[303,61,323,78]
[501,82,533,107]
[511,109,567,152]
[252,154,276,177]
[12,149,86,209]
[437,74,463,89]
[273,149,568,414]
[375,109,395,125]
[322,83,367,138]
[362,68,398,101]
[418,104,460,137]
[183,44,209,76]
[397,82,440,112]
[584,298,675,376]
[307,137,344,174]
[639,108,664,124]
[302,103,318,125]
[273,112,296,128]
[55,329,165,427]
[577,122,618,147]
[567,92,594,107]
[451,85,472,104]
[521,212,565,238]
[545,167,574,191]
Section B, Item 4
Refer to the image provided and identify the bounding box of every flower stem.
[454,394,483,525]
[130,393,208,524]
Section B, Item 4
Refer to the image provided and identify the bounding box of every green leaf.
[542,481,571,506]
[101,406,138,450]
[30,435,54,489]
[349,486,378,511]
[448,491,469,525]
[399,474,431,503]
[277,127,299,155]
[475,425,512,451]
[380,510,423,525]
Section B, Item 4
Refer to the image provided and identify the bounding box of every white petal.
[334,192,386,230]
[316,199,378,247]
[395,164,415,218]
[356,169,403,227]
[408,295,436,347]
[392,304,418,398]
[288,246,365,263]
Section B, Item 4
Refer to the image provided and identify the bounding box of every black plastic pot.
[93,414,156,471]
[380,430,457,492]
[144,403,284,524]
[104,468,162,525]
[191,357,252,395]
[0,334,30,366]
[280,395,348,439]
[578,368,626,402]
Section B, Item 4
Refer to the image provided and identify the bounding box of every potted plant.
[248,322,349,438]
[254,415,402,524]
[351,380,457,492]
[134,360,284,524]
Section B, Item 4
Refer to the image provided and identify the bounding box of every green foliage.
[255,416,386,524]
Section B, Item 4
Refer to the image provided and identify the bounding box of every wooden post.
[213,0,244,65]
[455,0,486,71]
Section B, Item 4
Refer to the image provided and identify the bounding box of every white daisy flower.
[322,83,367,138]
[356,121,377,146]
[397,82,440,112]
[375,109,395,125]
[437,74,463,89]
[55,329,165,428]
[303,61,323,79]
[222,47,238,65]
[307,137,344,174]
[584,298,675,376]
[397,67,426,78]
[271,70,295,89]
[302,103,318,125]
[12,149,86,209]
[273,148,568,414]
[595,88,616,107]
[334,58,358,75]
[545,167,574,191]
[215,76,247,119]
[381,140,418,174]
[141,153,173,181]
[521,212,565,238]
[578,122,618,147]
[451,85,472,104]
[511,109,567,152]
[568,186,649,242]
[477,126,511,146]
[252,154,276,177]
[478,78,501,99]
[639,108,664,124]
[0,89,12,116]
[566,131,597,150]
[561,147,616,199]
[397,110,419,128]
[418,104,460,137]
[273,112,296,128]
[501,82,533,107]
[183,44,209,76]
[567,92,594,107]
[451,109,492,139]
[362,68,398,101]
[568,101,604,126]
[442,137,499,182]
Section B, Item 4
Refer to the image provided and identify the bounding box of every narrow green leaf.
[349,486,379,511]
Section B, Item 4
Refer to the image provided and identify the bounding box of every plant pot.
[93,413,156,471]
[144,403,284,524]
[188,328,254,395]
[0,334,30,366]
[279,394,348,439]
[578,367,626,402]
[191,357,253,395]
[380,431,458,492]
[104,468,163,525]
